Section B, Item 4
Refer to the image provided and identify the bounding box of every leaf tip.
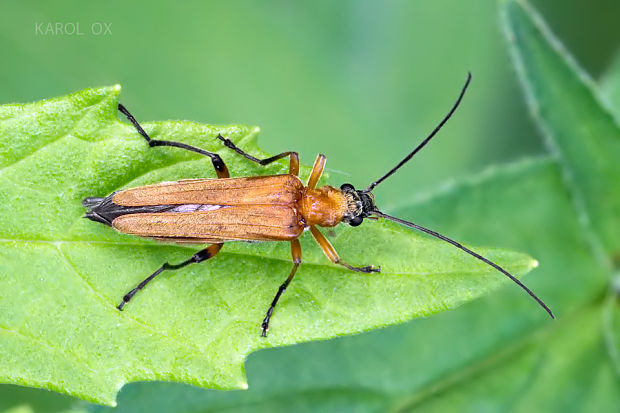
[250,125,261,137]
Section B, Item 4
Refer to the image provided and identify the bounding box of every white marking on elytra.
[169,204,228,213]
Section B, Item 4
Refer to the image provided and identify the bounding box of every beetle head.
[340,183,376,227]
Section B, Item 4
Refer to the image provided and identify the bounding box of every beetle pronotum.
[83,73,553,336]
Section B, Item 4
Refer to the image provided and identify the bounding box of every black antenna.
[372,210,554,318]
[364,72,472,193]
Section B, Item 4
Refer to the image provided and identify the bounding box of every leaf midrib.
[0,240,513,278]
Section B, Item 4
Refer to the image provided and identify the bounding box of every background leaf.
[0,86,536,405]
[598,15,620,386]
[395,304,620,412]
[502,4,620,407]
[502,0,620,258]
[601,50,620,116]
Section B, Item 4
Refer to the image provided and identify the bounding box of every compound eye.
[349,215,363,227]
[340,183,355,191]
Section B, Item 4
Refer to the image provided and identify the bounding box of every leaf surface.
[0,86,536,405]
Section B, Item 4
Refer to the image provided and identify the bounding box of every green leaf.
[603,290,620,377]
[601,50,620,117]
[0,86,536,405]
[502,0,620,258]
[395,304,620,412]
[599,22,620,390]
[88,157,610,412]
[502,4,620,406]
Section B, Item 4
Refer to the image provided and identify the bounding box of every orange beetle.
[84,74,553,336]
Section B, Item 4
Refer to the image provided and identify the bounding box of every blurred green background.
[1,0,619,412]
[3,0,619,208]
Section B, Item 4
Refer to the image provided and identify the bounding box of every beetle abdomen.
[82,194,177,226]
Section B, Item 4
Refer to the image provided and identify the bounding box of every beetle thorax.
[298,186,348,227]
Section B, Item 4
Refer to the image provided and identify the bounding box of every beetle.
[83,73,553,336]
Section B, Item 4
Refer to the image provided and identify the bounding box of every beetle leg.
[117,243,223,311]
[261,239,302,337]
[306,154,326,189]
[118,104,230,178]
[310,226,380,273]
[215,135,300,176]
